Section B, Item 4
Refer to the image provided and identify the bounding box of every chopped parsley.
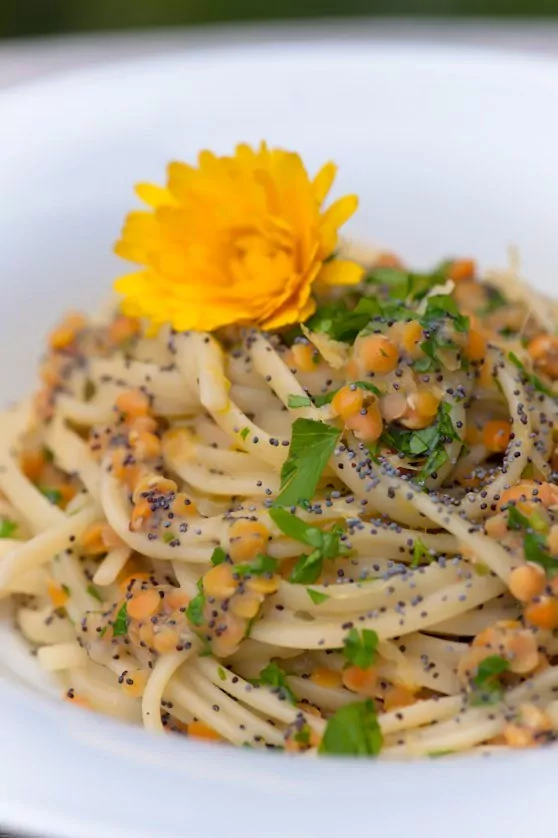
[508,352,555,398]
[112,602,129,637]
[162,531,176,544]
[0,519,17,539]
[365,263,449,301]
[210,546,227,566]
[470,654,509,705]
[381,402,460,483]
[269,507,349,584]
[61,584,71,596]
[287,394,313,409]
[86,584,103,602]
[186,580,206,627]
[239,427,250,441]
[305,300,379,343]
[234,554,278,577]
[410,538,432,568]
[39,486,63,505]
[252,662,296,704]
[217,666,227,682]
[276,418,340,506]
[413,295,470,372]
[507,505,558,574]
[478,285,507,315]
[293,724,312,747]
[319,699,383,756]
[41,445,54,463]
[306,588,330,605]
[342,628,379,670]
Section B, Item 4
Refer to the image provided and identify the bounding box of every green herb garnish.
[186,580,206,627]
[343,628,379,670]
[319,699,382,756]
[508,352,555,397]
[217,666,227,682]
[478,285,507,315]
[239,427,250,441]
[381,402,459,483]
[0,519,17,539]
[86,584,103,602]
[39,486,63,505]
[210,546,227,566]
[269,507,348,584]
[470,654,509,705]
[365,264,451,302]
[287,394,313,409]
[112,602,128,637]
[507,505,558,573]
[276,418,340,506]
[252,662,296,704]
[410,537,431,568]
[305,301,378,343]
[41,445,54,463]
[234,554,278,577]
[306,588,330,605]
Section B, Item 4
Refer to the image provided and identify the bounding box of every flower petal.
[317,259,365,286]
[312,162,337,204]
[135,182,175,208]
[320,194,359,231]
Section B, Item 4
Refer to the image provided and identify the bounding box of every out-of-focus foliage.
[1,0,557,38]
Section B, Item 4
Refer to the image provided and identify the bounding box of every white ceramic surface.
[1,39,558,838]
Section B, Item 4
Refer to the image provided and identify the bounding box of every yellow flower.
[113,143,363,332]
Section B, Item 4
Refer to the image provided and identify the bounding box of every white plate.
[1,37,558,838]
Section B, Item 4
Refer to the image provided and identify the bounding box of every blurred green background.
[2,0,558,38]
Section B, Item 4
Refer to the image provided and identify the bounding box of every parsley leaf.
[86,584,103,602]
[470,655,509,705]
[306,588,330,604]
[422,294,470,333]
[306,301,379,343]
[381,402,459,483]
[507,505,558,574]
[410,537,430,568]
[234,554,278,577]
[252,662,296,704]
[239,427,250,441]
[112,602,128,637]
[343,628,379,669]
[269,507,348,584]
[478,285,507,315]
[210,547,227,566]
[288,394,313,409]
[413,295,469,372]
[217,666,227,682]
[186,581,206,627]
[365,265,448,302]
[39,486,63,505]
[276,418,340,506]
[0,519,17,538]
[319,699,383,756]
[508,352,555,398]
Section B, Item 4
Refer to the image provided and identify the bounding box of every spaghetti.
[3,248,558,758]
